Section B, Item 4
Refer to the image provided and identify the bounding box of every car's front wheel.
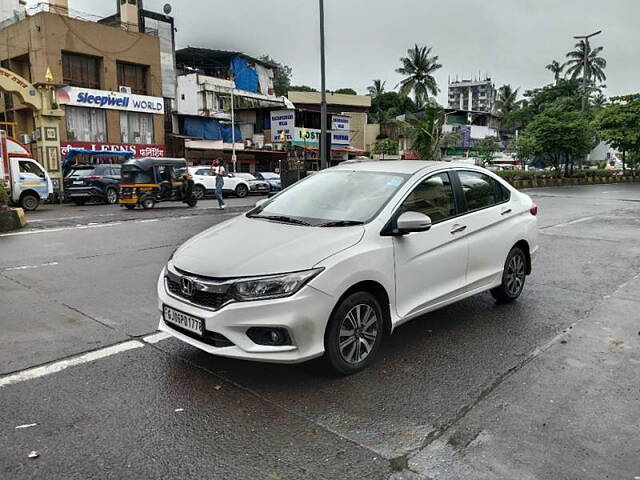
[193,184,206,200]
[105,187,118,205]
[491,246,527,303]
[324,291,384,375]
[235,184,249,198]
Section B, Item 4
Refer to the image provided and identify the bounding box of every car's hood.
[172,215,365,277]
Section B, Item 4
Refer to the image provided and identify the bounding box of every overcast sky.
[28,0,640,103]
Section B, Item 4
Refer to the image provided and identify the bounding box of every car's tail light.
[86,175,102,180]
[530,202,538,216]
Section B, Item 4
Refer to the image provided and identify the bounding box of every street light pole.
[231,87,237,172]
[573,30,602,112]
[319,0,328,170]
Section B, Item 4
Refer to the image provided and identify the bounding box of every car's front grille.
[166,278,233,310]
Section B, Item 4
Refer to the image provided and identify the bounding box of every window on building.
[65,106,107,142]
[62,53,101,89]
[117,62,148,95]
[120,112,154,144]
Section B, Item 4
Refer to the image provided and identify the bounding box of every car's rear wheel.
[193,184,206,200]
[324,291,384,375]
[491,246,527,303]
[105,187,118,205]
[235,184,248,198]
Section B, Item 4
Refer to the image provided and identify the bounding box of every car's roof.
[331,160,477,175]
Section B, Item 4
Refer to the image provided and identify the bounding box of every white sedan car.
[158,161,538,374]
[187,166,251,199]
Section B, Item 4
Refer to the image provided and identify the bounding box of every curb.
[0,208,27,232]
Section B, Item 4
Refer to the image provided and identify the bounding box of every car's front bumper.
[156,269,333,363]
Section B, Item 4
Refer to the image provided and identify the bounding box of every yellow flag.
[45,67,54,83]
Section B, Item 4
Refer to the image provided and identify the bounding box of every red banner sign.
[61,142,166,158]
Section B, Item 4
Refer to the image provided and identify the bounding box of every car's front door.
[393,171,469,319]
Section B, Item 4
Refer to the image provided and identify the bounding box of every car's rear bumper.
[156,268,333,364]
[65,187,105,199]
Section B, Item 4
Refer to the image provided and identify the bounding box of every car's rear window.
[70,168,97,177]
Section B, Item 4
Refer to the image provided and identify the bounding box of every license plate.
[73,181,83,185]
[163,306,204,336]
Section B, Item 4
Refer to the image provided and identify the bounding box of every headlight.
[231,268,323,301]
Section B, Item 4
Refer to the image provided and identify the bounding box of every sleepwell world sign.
[57,87,165,114]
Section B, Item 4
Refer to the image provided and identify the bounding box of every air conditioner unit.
[119,86,132,94]
[18,133,31,145]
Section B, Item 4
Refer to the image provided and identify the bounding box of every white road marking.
[545,216,594,229]
[139,219,159,223]
[0,341,144,388]
[15,423,38,429]
[0,222,123,238]
[142,332,172,344]
[4,262,59,271]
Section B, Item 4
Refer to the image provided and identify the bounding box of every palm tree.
[408,105,445,160]
[367,80,386,98]
[396,44,442,109]
[591,92,608,109]
[545,60,564,85]
[495,84,520,116]
[565,40,607,84]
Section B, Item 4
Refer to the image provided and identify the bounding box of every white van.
[0,134,53,211]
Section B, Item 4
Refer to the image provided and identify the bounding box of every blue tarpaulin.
[183,117,241,143]
[231,56,258,93]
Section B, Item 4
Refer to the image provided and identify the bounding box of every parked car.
[187,166,252,198]
[64,164,122,205]
[234,173,271,194]
[252,172,282,191]
[158,161,538,374]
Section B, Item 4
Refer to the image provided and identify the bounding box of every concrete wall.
[0,12,164,145]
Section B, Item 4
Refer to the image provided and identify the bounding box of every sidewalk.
[407,273,640,480]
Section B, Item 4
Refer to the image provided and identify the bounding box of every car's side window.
[458,171,504,211]
[195,169,210,176]
[399,172,456,223]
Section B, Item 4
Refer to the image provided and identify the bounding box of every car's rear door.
[393,171,469,319]
[451,169,515,290]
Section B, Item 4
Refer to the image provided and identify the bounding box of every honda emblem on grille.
[180,276,195,298]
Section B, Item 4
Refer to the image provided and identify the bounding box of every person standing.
[212,158,226,209]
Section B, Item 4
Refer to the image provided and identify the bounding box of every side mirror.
[396,211,432,234]
[255,198,268,208]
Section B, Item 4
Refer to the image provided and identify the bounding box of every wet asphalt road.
[1,184,639,479]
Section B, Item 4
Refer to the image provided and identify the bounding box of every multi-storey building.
[447,77,497,113]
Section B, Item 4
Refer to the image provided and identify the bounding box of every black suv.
[64,164,122,205]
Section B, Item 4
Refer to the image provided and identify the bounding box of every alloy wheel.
[506,253,526,296]
[338,304,378,364]
[106,189,118,204]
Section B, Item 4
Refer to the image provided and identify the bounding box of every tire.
[235,184,249,198]
[324,291,384,375]
[104,187,118,205]
[186,197,198,208]
[141,196,155,210]
[491,247,527,303]
[124,205,135,210]
[193,184,206,200]
[20,193,39,211]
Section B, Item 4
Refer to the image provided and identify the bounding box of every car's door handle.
[450,224,467,234]
[501,208,512,216]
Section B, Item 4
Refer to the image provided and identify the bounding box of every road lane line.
[4,262,59,271]
[143,332,172,344]
[542,216,594,230]
[0,341,144,388]
[0,222,123,237]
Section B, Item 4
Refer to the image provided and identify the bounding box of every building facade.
[447,77,497,113]
[0,0,171,187]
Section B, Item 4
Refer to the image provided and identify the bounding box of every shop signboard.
[291,128,350,147]
[331,115,350,131]
[270,110,295,142]
[57,87,165,114]
[60,141,166,158]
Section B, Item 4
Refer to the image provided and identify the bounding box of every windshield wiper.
[318,220,365,227]
[249,214,311,226]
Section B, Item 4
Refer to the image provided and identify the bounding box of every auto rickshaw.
[118,158,198,210]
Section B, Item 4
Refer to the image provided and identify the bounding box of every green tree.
[259,55,292,97]
[565,40,607,84]
[591,92,608,110]
[593,95,640,174]
[474,137,501,166]
[439,131,462,155]
[545,60,564,85]
[408,105,444,160]
[367,80,386,98]
[495,84,520,116]
[396,44,442,109]
[518,107,597,175]
[372,138,398,159]
[288,85,318,93]
[333,88,357,95]
[369,92,417,124]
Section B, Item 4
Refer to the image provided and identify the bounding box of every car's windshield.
[249,169,409,226]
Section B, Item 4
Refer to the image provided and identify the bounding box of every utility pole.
[319,0,328,170]
[573,30,602,112]
[231,87,237,172]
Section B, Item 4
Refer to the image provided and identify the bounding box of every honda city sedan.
[158,161,538,374]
